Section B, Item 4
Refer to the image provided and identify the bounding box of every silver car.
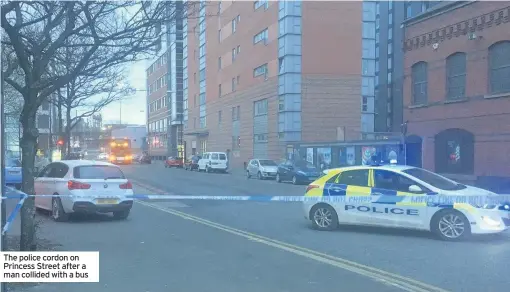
[246,159,278,180]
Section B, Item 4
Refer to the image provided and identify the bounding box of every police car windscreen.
[6,159,21,167]
[402,168,466,191]
[74,166,126,179]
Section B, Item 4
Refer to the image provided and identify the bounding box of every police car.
[303,163,510,241]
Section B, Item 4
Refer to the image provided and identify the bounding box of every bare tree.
[59,67,130,155]
[1,1,200,251]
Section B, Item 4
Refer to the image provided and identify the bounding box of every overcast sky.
[100,60,147,125]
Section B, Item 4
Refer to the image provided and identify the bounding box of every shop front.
[286,138,410,170]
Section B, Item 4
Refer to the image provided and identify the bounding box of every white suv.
[198,152,228,173]
[34,160,134,221]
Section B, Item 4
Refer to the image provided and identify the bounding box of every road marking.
[136,200,449,292]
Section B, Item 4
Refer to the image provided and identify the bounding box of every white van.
[198,152,228,173]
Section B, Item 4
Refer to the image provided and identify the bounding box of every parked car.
[34,160,134,221]
[276,160,322,185]
[165,156,183,168]
[138,152,152,164]
[246,159,278,180]
[63,152,84,160]
[184,155,201,171]
[5,158,22,189]
[97,153,109,160]
[198,152,228,173]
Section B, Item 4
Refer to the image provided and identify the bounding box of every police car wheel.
[311,204,338,231]
[432,210,471,241]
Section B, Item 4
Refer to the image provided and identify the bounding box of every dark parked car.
[138,152,152,164]
[184,155,201,171]
[276,160,322,185]
[63,152,83,160]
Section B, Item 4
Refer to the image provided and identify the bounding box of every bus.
[108,138,133,165]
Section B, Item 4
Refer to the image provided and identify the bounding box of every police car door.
[323,169,374,225]
[371,169,428,229]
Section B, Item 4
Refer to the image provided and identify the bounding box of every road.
[7,163,510,292]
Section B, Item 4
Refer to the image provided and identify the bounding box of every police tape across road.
[2,193,510,207]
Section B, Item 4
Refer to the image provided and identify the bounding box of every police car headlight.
[470,203,497,209]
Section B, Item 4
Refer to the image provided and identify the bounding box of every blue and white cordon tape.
[3,193,510,206]
[2,187,509,235]
[2,187,28,236]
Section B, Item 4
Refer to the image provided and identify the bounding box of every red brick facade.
[403,2,510,181]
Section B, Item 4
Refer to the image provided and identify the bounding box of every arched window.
[488,41,510,94]
[446,52,466,100]
[434,129,474,174]
[411,62,428,105]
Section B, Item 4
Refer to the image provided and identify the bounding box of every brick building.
[183,1,363,168]
[403,2,510,189]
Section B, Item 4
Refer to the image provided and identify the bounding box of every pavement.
[3,163,510,292]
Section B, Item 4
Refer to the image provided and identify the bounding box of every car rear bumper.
[72,200,133,214]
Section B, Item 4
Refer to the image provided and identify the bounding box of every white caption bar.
[1,252,99,282]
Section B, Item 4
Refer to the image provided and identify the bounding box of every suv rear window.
[219,154,226,160]
[73,166,125,179]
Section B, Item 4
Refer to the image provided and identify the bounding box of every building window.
[232,18,237,33]
[489,41,510,94]
[254,99,268,116]
[237,45,241,54]
[232,106,239,121]
[218,110,222,125]
[446,52,466,100]
[237,75,240,85]
[254,134,268,143]
[254,0,268,10]
[218,29,222,43]
[411,62,428,105]
[218,57,222,70]
[253,28,268,44]
[232,48,236,61]
[362,96,368,112]
[232,78,236,92]
[218,84,222,97]
[253,63,268,78]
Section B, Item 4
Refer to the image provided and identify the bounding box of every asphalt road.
[5,163,510,292]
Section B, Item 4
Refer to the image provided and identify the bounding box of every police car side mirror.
[408,185,423,193]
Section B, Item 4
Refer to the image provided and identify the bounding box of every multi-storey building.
[403,1,510,191]
[362,0,441,136]
[184,0,364,168]
[146,2,186,160]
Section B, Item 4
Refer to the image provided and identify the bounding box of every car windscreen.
[295,160,315,168]
[402,168,466,191]
[259,160,276,166]
[219,154,226,160]
[73,165,126,179]
[6,159,21,167]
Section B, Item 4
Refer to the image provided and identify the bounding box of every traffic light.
[57,138,64,146]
